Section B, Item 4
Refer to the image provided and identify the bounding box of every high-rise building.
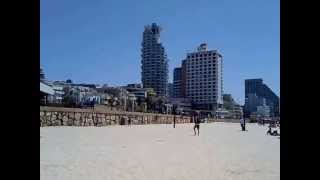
[173,67,182,98]
[256,98,271,117]
[183,43,223,110]
[141,23,169,97]
[181,60,187,98]
[244,79,279,117]
[168,83,174,98]
[126,83,143,88]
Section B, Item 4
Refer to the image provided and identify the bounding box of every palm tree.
[156,96,168,113]
[62,87,76,107]
[146,95,158,113]
[109,97,116,111]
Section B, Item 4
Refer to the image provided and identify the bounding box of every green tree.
[62,87,75,107]
[156,96,167,113]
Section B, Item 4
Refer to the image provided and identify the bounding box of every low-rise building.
[40,81,54,105]
[169,98,192,114]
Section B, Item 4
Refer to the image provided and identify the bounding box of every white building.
[40,82,54,105]
[185,43,223,110]
[49,86,64,104]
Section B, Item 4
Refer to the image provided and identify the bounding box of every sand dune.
[40,123,279,180]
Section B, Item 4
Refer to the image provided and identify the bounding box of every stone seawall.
[40,106,240,127]
[40,106,193,127]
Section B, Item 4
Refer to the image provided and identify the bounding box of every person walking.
[193,111,201,136]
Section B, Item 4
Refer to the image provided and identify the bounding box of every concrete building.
[257,105,270,118]
[42,81,65,104]
[141,23,169,97]
[245,93,260,113]
[244,79,279,117]
[173,67,182,98]
[183,43,223,110]
[181,60,187,98]
[169,98,192,114]
[168,83,174,98]
[232,104,244,119]
[127,83,143,88]
[124,87,148,101]
[49,85,64,104]
[40,81,54,105]
[223,94,243,119]
[69,86,94,105]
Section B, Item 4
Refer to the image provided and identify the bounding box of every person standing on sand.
[193,111,201,136]
[128,116,132,127]
[240,117,245,131]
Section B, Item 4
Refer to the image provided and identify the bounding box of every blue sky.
[41,0,279,105]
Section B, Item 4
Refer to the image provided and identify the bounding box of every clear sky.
[41,0,279,105]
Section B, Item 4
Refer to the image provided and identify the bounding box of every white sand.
[40,123,279,180]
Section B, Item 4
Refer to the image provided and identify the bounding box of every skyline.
[41,0,279,105]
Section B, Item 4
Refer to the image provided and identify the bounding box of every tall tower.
[184,43,223,110]
[173,67,182,98]
[141,23,169,97]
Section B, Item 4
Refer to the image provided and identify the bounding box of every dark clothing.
[267,128,272,135]
[241,124,245,131]
[194,114,201,124]
[193,114,200,136]
[128,118,131,126]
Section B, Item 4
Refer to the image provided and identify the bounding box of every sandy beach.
[40,123,279,180]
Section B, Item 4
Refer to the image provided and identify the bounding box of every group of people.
[240,117,280,136]
[193,112,248,136]
[118,110,281,137]
[266,122,280,136]
[118,110,280,138]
